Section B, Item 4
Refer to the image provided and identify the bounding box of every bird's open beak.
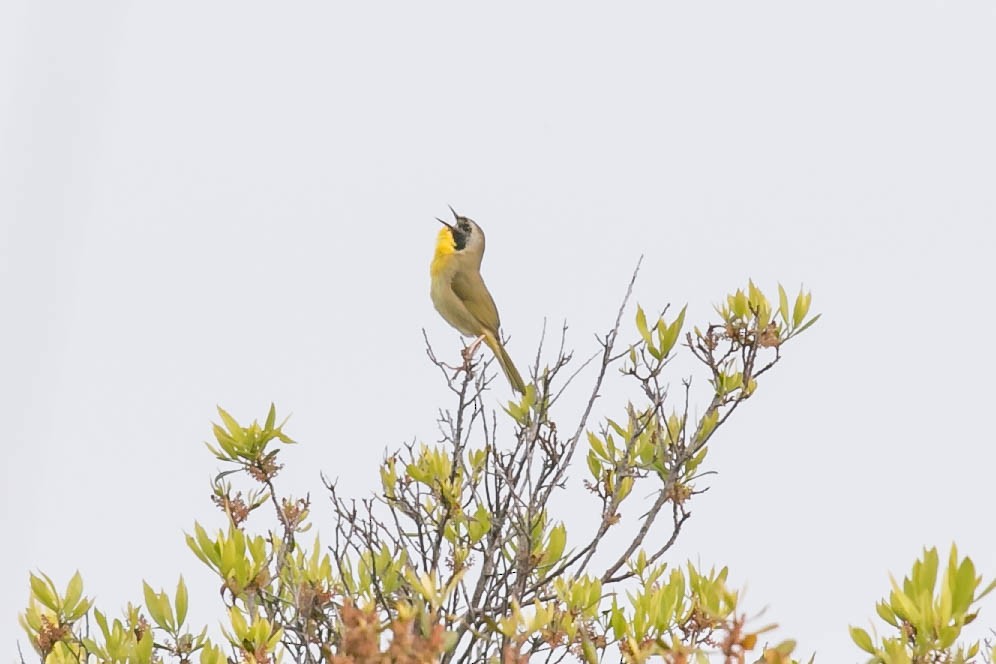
[437,204,459,229]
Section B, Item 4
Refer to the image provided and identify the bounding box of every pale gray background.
[2,2,995,662]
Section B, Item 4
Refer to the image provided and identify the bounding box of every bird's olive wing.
[450,269,501,334]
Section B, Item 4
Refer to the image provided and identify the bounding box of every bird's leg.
[439,335,488,380]
[443,335,487,381]
[461,334,487,364]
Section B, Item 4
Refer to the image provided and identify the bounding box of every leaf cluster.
[851,545,996,664]
[15,274,881,664]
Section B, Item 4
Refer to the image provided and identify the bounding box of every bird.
[429,206,526,394]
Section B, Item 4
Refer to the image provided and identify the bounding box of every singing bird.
[429,207,526,393]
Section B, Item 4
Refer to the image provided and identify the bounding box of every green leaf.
[888,576,919,623]
[586,451,601,479]
[587,581,602,612]
[579,629,599,664]
[778,284,790,325]
[199,643,225,664]
[468,505,492,543]
[29,572,59,612]
[685,445,709,477]
[694,408,719,445]
[503,401,527,424]
[610,601,627,640]
[617,475,634,500]
[952,556,977,614]
[849,626,875,653]
[635,550,647,576]
[63,571,84,615]
[228,606,249,641]
[217,406,243,440]
[635,305,652,346]
[93,609,110,640]
[939,571,954,625]
[65,597,91,622]
[977,578,996,601]
[545,523,567,566]
[607,418,627,439]
[210,424,237,456]
[143,582,175,631]
[918,546,939,595]
[733,290,748,318]
[143,582,164,626]
[658,305,687,357]
[587,431,607,460]
[875,600,898,627]
[794,312,821,335]
[264,403,276,431]
[792,289,811,327]
[265,625,284,651]
[136,628,154,662]
[175,576,189,628]
[196,523,223,567]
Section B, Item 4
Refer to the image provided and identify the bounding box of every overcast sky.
[3,2,995,662]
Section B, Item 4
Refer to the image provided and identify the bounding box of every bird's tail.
[483,333,526,394]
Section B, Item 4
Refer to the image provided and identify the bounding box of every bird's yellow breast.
[430,227,456,278]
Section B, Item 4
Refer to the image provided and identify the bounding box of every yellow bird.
[430,207,526,394]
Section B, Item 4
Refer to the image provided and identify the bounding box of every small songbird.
[429,207,526,394]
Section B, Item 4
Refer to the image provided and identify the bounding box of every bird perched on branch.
[429,207,526,394]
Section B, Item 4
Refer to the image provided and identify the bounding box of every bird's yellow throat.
[430,227,456,278]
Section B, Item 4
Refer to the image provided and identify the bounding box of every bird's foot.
[461,335,487,363]
[441,335,487,381]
